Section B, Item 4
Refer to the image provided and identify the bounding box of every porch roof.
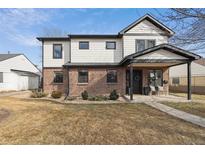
[120,44,201,66]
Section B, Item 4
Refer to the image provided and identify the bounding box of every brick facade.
[43,66,169,96]
[43,67,68,94]
[68,67,126,96]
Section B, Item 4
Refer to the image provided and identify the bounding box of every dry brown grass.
[161,102,205,118]
[0,96,205,144]
[170,93,205,101]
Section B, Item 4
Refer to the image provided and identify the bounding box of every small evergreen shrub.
[51,91,62,99]
[109,90,119,100]
[87,95,109,101]
[30,91,48,98]
[81,90,88,100]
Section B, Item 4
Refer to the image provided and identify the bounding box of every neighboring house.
[170,59,205,94]
[37,14,201,100]
[0,54,40,91]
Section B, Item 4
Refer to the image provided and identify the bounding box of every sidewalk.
[144,101,205,128]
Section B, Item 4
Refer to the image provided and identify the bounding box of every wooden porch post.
[130,64,133,100]
[187,61,191,100]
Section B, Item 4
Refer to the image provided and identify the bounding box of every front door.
[133,70,142,94]
[126,70,142,94]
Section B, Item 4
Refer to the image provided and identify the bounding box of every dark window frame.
[0,72,3,83]
[79,41,89,50]
[53,72,63,84]
[106,41,116,49]
[135,39,156,52]
[172,77,180,85]
[53,44,63,59]
[78,69,89,83]
[107,69,118,83]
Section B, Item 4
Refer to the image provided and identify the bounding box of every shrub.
[81,90,88,100]
[109,90,119,100]
[30,91,48,98]
[88,95,109,101]
[88,96,96,101]
[51,91,62,99]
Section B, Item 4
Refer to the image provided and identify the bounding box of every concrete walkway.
[144,101,205,128]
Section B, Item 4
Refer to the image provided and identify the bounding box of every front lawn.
[170,93,205,101]
[0,97,205,144]
[161,102,205,118]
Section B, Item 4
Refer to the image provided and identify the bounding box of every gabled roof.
[119,14,175,36]
[0,54,21,62]
[120,44,201,65]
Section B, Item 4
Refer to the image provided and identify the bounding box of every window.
[172,77,180,85]
[106,42,116,49]
[136,39,156,52]
[53,72,63,83]
[147,40,156,48]
[53,44,62,59]
[149,70,163,86]
[78,70,88,83]
[79,42,89,49]
[0,72,3,83]
[107,69,117,83]
[136,40,145,52]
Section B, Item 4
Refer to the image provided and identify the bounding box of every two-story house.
[37,14,201,100]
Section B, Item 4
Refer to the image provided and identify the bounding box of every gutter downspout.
[64,67,69,100]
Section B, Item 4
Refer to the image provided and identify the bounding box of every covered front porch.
[120,44,201,101]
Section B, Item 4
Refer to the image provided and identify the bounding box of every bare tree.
[160,8,205,54]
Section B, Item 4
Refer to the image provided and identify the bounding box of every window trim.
[78,69,89,84]
[135,39,156,52]
[53,71,64,84]
[79,41,89,50]
[106,41,116,50]
[107,69,118,84]
[53,44,63,59]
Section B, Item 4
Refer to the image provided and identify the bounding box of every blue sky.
[0,8,201,68]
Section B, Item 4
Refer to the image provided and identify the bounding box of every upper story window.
[79,41,89,49]
[53,44,62,59]
[136,40,156,52]
[107,69,117,83]
[106,42,116,49]
[0,72,3,83]
[53,72,63,83]
[78,69,88,83]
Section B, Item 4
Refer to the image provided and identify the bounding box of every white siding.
[135,49,187,60]
[0,55,39,73]
[123,35,168,57]
[43,40,70,67]
[0,55,40,91]
[0,72,39,91]
[126,19,165,34]
[170,63,205,77]
[71,38,123,63]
